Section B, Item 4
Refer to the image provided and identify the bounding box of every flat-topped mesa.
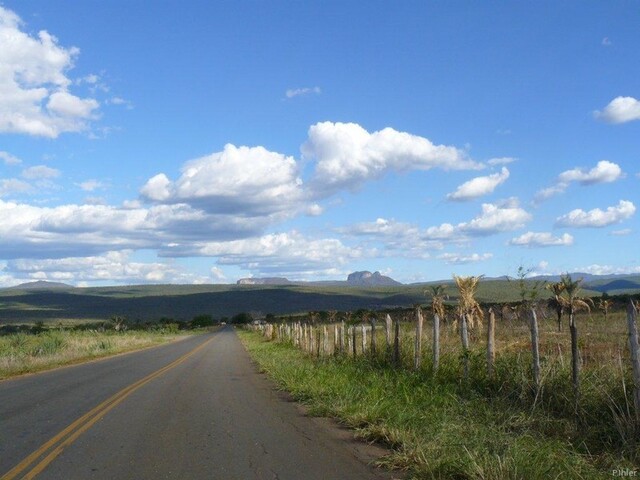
[346,271,401,286]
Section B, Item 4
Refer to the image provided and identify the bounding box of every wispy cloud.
[285,86,321,99]
[509,231,574,248]
[0,151,22,165]
[447,167,510,201]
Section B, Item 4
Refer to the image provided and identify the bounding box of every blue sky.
[0,1,638,286]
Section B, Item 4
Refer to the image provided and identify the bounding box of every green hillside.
[0,276,630,324]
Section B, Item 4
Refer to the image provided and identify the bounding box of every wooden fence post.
[393,316,401,367]
[487,308,495,379]
[461,313,470,380]
[361,323,367,355]
[370,318,377,355]
[530,307,541,390]
[385,314,392,350]
[627,301,640,422]
[433,313,440,373]
[352,326,357,357]
[340,321,346,354]
[414,307,423,370]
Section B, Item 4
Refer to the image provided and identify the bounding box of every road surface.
[0,327,394,479]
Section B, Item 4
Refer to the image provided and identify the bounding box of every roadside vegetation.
[240,276,640,479]
[0,314,219,380]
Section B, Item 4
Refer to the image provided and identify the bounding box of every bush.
[191,314,215,328]
[231,312,253,324]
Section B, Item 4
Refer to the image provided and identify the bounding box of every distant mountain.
[236,277,291,286]
[346,271,401,287]
[7,280,75,290]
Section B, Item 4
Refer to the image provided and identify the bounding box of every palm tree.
[454,275,483,379]
[598,298,613,322]
[428,284,447,373]
[546,281,567,332]
[561,274,593,420]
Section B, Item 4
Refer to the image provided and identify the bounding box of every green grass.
[0,328,190,379]
[240,326,636,479]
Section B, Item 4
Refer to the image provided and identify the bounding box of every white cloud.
[610,228,632,236]
[535,160,624,204]
[285,86,321,99]
[487,157,516,166]
[0,178,32,196]
[0,199,265,259]
[6,251,209,285]
[595,96,640,124]
[141,144,305,218]
[303,121,482,195]
[534,182,568,203]
[558,160,623,185]
[447,167,510,201]
[0,151,22,165]
[166,231,362,279]
[555,200,636,228]
[77,179,105,191]
[0,6,100,137]
[577,264,640,276]
[21,165,60,180]
[459,200,531,235]
[509,231,574,247]
[438,252,493,264]
[210,266,227,282]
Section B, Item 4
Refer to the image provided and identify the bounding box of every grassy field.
[0,327,191,380]
[240,306,639,479]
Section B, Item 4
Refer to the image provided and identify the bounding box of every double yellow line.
[2,336,216,480]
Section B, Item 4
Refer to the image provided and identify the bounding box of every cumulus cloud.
[303,121,482,195]
[0,151,22,165]
[459,199,531,235]
[285,86,321,99]
[341,218,442,257]
[595,96,640,124]
[141,144,305,218]
[163,231,362,279]
[340,200,531,259]
[438,252,493,264]
[509,232,574,247]
[6,251,209,285]
[555,200,636,228]
[447,167,510,201]
[558,160,623,185]
[0,6,100,137]
[535,160,624,204]
[0,199,265,259]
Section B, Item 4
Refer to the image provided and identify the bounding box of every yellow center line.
[2,336,216,480]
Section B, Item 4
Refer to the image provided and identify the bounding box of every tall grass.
[0,329,186,379]
[244,307,640,476]
[240,331,612,479]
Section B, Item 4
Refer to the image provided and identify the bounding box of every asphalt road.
[0,327,393,479]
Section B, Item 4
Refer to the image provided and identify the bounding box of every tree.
[231,312,253,324]
[428,284,447,373]
[453,275,483,379]
[561,273,593,420]
[546,281,567,332]
[191,314,215,328]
